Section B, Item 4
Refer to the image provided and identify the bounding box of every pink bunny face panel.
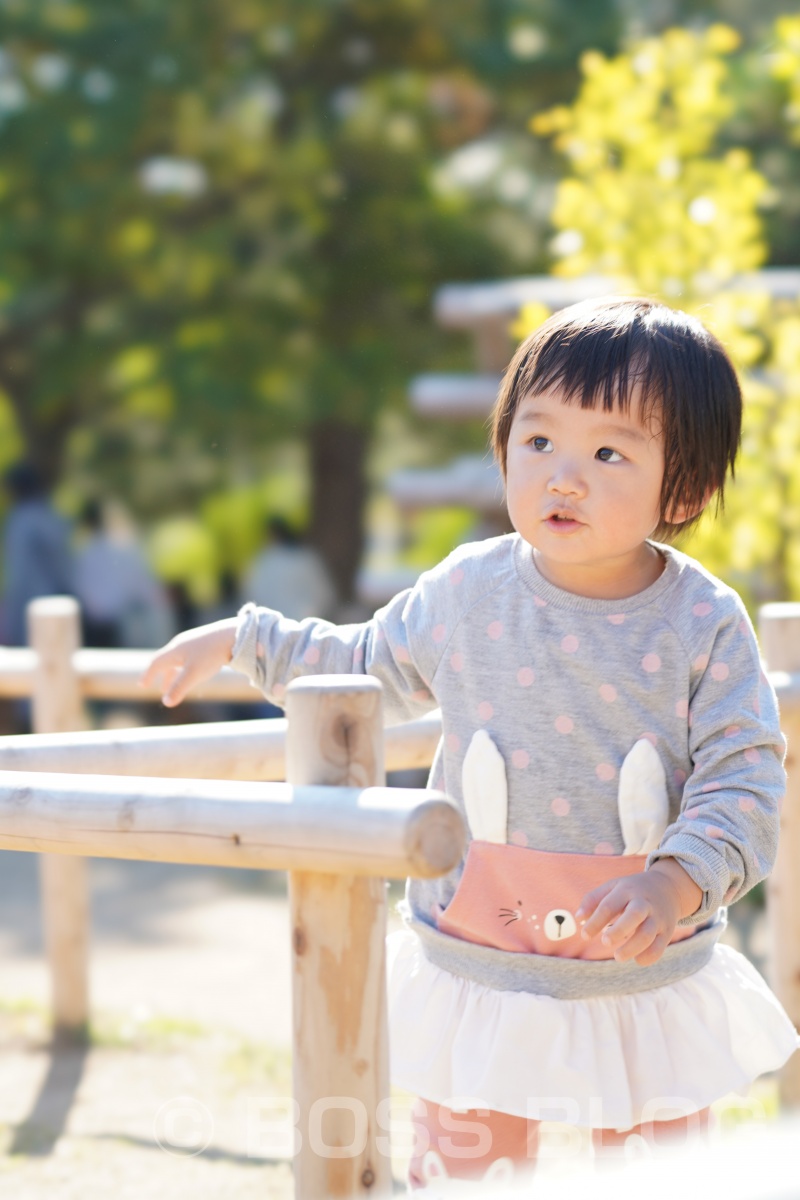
[437,840,694,958]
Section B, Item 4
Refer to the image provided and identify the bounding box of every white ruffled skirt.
[386,929,800,1132]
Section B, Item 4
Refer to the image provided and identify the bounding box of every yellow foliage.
[108,345,160,390]
[115,220,156,257]
[510,300,551,341]
[529,21,800,601]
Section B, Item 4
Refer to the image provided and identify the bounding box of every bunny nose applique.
[544,910,577,941]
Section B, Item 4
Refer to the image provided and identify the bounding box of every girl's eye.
[531,436,553,453]
[596,447,623,463]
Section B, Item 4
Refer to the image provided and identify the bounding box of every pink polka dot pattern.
[303,646,320,665]
[432,623,447,644]
[710,662,730,681]
[272,682,286,700]
[395,645,411,664]
[599,684,617,703]
[693,653,709,671]
[594,841,616,855]
[739,620,748,636]
[642,653,661,673]
[596,763,615,782]
[675,699,689,719]
[739,795,757,812]
[683,806,702,820]
[517,667,535,687]
[551,797,571,816]
[701,781,721,792]
[353,645,364,663]
[674,768,687,786]
[512,749,530,769]
[477,700,494,722]
[640,731,658,746]
[450,567,465,586]
[744,748,761,764]
[724,725,741,738]
[510,830,529,847]
[487,621,504,641]
[554,715,574,735]
[533,594,547,607]
[693,602,713,617]
[706,825,725,839]
[724,885,738,904]
[450,652,464,673]
[412,689,431,703]
[607,614,626,625]
[256,642,265,659]
[446,733,460,753]
[561,634,579,654]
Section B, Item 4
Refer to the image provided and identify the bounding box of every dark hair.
[490,296,742,540]
[3,461,45,501]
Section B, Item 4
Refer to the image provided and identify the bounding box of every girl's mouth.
[546,512,583,533]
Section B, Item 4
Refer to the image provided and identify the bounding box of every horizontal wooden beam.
[409,373,501,419]
[0,647,259,701]
[386,455,504,512]
[0,770,464,879]
[0,711,442,779]
[433,268,800,327]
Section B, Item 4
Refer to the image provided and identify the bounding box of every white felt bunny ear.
[618,737,670,856]
[461,730,508,844]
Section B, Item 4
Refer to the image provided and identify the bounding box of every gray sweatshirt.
[231,535,785,999]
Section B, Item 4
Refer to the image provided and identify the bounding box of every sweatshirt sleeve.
[648,601,785,925]
[228,564,453,725]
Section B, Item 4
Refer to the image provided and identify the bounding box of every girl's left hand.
[575,861,700,966]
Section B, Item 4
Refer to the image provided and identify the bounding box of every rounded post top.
[286,674,383,696]
[27,596,80,619]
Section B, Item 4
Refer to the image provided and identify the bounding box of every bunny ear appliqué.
[461,730,509,844]
[618,737,670,855]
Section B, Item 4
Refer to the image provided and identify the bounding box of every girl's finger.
[575,879,617,926]
[163,665,195,707]
[578,883,628,938]
[609,915,658,962]
[634,929,671,967]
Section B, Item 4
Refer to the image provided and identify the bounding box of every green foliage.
[524,20,800,604]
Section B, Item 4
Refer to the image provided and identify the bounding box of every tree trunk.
[308,419,369,608]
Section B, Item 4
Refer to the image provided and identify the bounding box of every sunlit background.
[3,0,800,634]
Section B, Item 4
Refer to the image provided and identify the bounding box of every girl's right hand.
[140,618,239,707]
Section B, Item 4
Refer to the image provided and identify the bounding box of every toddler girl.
[143,297,799,1186]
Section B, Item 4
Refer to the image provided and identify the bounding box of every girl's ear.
[666,489,713,527]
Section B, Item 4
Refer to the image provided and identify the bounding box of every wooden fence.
[0,597,463,1199]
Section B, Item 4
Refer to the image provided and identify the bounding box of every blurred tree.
[523,20,800,606]
[0,0,629,602]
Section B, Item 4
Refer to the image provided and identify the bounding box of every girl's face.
[505,384,676,599]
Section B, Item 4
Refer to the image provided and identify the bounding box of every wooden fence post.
[28,596,90,1043]
[759,602,800,1106]
[286,676,391,1200]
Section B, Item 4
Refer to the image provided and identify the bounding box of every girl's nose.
[547,462,587,497]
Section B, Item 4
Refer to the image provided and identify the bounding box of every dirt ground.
[0,852,418,1197]
[0,846,788,1198]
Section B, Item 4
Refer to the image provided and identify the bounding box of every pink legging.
[408,1097,712,1189]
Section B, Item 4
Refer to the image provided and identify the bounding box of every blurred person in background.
[74,499,174,649]
[1,461,74,646]
[240,515,336,622]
